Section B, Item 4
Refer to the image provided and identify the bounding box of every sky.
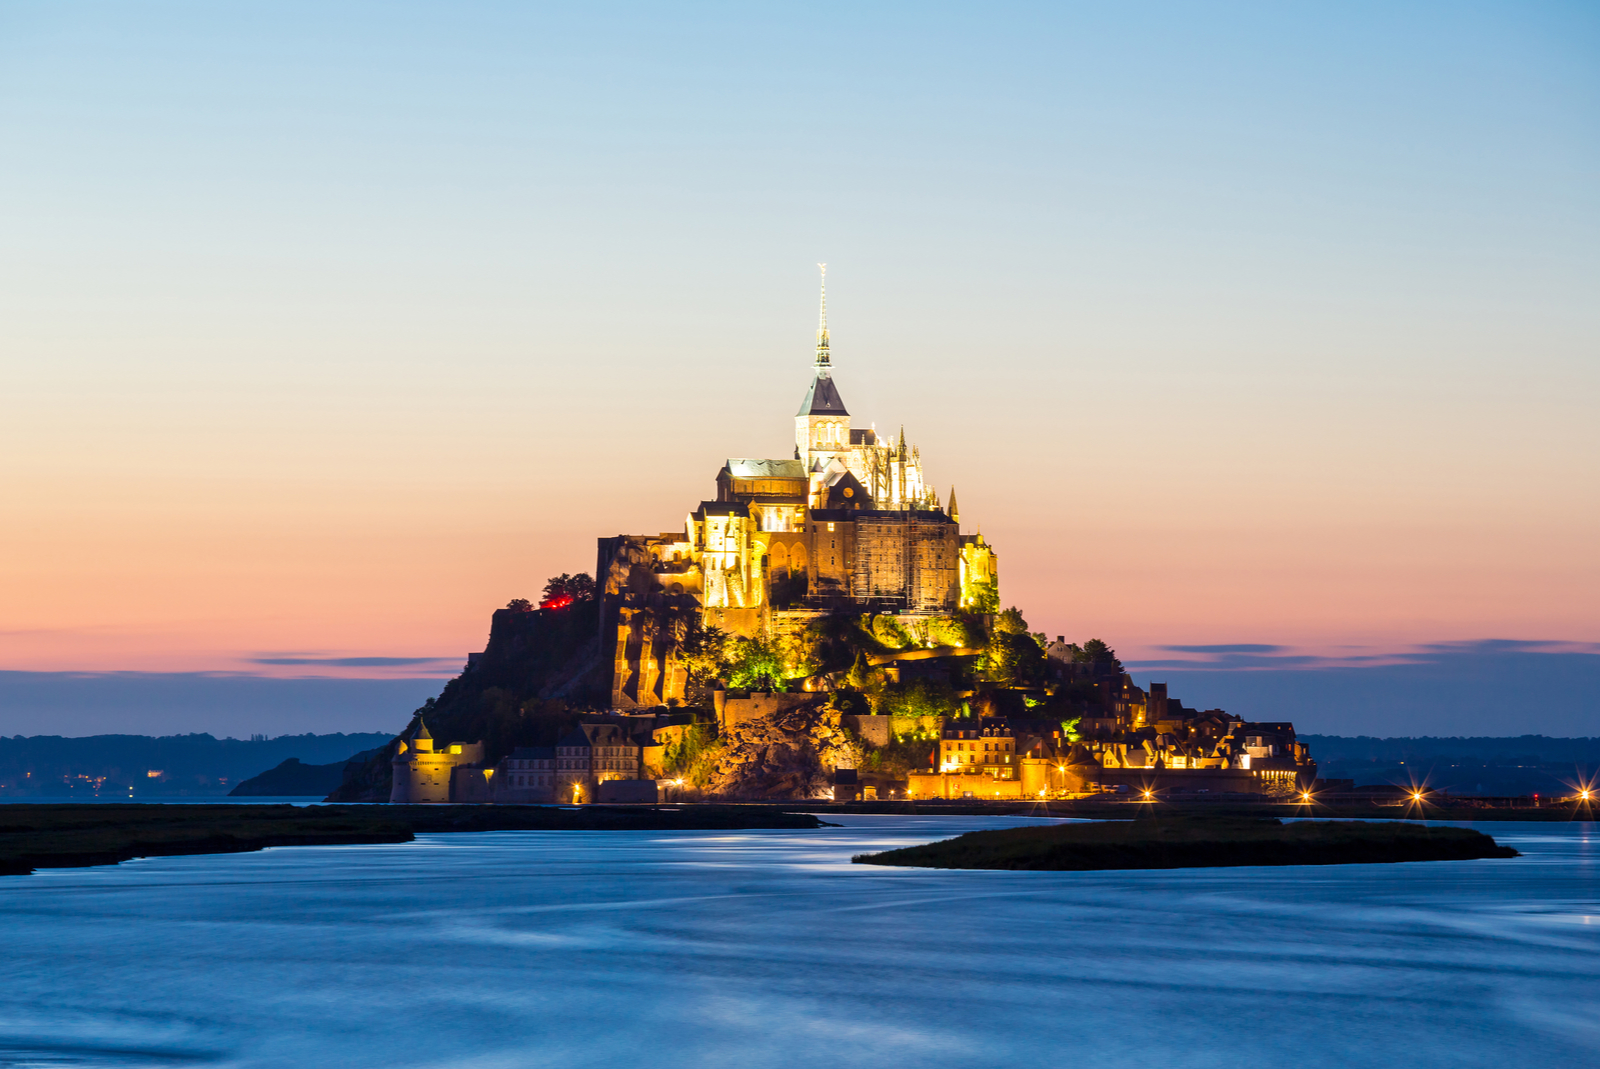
[1,2,1597,736]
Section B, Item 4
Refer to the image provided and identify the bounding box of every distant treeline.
[1303,736,1600,762]
[0,732,395,797]
[1304,735,1599,797]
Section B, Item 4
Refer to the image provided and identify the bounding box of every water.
[1,815,1595,1068]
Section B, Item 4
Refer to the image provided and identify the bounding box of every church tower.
[796,264,851,485]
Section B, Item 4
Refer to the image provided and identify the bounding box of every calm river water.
[2,815,1596,1068]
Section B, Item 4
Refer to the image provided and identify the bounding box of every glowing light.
[540,594,574,610]
[1301,792,1312,802]
[1582,790,1592,801]
[1412,791,1424,802]
[1142,790,1152,799]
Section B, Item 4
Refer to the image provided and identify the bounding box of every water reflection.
[0,815,1594,1068]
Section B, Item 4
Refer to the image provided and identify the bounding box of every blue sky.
[1,2,1596,735]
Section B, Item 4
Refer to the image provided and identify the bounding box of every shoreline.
[0,803,828,876]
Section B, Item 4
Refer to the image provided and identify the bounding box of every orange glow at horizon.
[2,368,1596,677]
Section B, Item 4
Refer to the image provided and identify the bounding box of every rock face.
[705,700,862,799]
[326,602,606,802]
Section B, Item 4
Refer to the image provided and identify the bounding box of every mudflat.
[0,804,827,876]
[852,816,1520,871]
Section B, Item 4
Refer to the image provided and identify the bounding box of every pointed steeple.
[797,263,848,416]
[897,426,907,459]
[814,262,830,368]
[948,486,960,525]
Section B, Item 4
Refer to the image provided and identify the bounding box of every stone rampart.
[719,691,816,733]
[596,779,659,803]
[842,714,891,748]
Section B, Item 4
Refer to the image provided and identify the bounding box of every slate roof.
[796,370,849,416]
[556,726,592,748]
[724,458,807,479]
[694,501,748,518]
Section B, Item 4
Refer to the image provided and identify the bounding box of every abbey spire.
[815,261,830,367]
[797,263,847,419]
[796,263,851,480]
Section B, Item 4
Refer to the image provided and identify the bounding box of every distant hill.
[1304,735,1600,796]
[0,733,395,798]
[229,752,381,796]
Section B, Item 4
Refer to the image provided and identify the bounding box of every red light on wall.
[540,594,574,610]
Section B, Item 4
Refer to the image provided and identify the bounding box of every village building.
[554,721,655,803]
[495,746,557,802]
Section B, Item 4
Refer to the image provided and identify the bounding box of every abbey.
[598,268,998,708]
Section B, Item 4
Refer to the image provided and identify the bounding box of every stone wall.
[842,714,891,748]
[719,691,816,733]
[596,779,659,803]
[906,771,1028,800]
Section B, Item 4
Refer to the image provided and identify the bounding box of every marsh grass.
[853,816,1519,870]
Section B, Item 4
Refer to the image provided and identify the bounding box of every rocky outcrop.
[326,601,607,801]
[704,700,862,799]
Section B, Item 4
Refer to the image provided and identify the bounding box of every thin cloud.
[1414,639,1600,657]
[250,656,458,668]
[1157,643,1287,654]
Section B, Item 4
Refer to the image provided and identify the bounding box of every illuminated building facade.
[389,718,485,802]
[939,720,1019,781]
[905,656,1319,800]
[555,721,645,803]
[599,268,1000,708]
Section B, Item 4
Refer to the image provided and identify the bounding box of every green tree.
[846,649,878,690]
[540,573,596,607]
[677,617,730,689]
[871,615,913,649]
[660,723,724,787]
[878,678,962,720]
[984,606,1046,686]
[726,636,787,691]
[1081,638,1123,674]
[928,615,983,648]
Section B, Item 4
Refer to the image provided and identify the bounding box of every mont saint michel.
[332,272,1320,807]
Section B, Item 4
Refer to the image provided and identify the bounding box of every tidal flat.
[0,803,826,875]
[852,815,1518,870]
[0,814,1590,1069]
